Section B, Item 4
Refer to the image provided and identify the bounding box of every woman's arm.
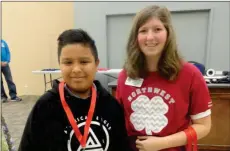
[163,115,211,148]
[136,115,211,151]
[136,65,212,151]
[161,64,212,149]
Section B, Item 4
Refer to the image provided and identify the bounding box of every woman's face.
[137,17,167,59]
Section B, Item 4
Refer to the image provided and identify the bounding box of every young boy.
[18,29,131,151]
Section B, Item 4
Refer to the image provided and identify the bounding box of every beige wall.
[2,2,74,96]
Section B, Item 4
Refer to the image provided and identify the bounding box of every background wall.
[2,2,74,95]
[74,1,230,90]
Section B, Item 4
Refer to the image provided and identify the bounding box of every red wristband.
[184,126,197,151]
[188,126,197,151]
[184,128,192,151]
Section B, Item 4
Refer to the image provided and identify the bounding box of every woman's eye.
[139,29,147,33]
[155,28,162,32]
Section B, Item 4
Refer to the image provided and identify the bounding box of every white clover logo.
[130,95,169,134]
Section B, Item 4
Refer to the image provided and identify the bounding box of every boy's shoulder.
[32,87,60,115]
[94,80,116,101]
[94,80,122,109]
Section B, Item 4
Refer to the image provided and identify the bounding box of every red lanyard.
[59,81,97,149]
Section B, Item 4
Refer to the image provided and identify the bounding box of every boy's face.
[59,44,99,95]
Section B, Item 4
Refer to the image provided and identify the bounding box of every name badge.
[1,43,5,47]
[125,77,144,87]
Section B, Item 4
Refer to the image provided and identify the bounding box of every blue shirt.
[1,39,11,63]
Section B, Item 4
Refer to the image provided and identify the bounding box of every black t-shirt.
[18,80,131,151]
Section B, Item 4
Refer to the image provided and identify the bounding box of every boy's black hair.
[57,29,98,63]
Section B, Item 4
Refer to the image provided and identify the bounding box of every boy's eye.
[63,61,72,65]
[80,60,89,64]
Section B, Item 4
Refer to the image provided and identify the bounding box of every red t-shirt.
[116,62,212,151]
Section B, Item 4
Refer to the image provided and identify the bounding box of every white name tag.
[1,43,5,47]
[125,77,144,87]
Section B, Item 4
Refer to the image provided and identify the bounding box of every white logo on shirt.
[65,116,111,151]
[130,95,169,134]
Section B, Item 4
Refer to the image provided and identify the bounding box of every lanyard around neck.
[59,81,97,148]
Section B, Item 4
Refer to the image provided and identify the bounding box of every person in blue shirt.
[1,39,22,102]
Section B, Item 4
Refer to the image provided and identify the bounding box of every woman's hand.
[136,136,166,151]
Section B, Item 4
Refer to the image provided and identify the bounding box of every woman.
[116,5,212,151]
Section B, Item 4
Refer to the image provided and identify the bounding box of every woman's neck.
[145,55,160,72]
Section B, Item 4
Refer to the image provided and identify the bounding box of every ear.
[95,59,100,67]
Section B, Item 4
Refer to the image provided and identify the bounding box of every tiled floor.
[2,95,40,150]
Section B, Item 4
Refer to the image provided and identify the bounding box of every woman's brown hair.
[124,5,183,81]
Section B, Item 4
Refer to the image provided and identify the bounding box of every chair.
[188,61,205,75]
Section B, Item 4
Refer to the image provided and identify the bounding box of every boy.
[18,29,131,151]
